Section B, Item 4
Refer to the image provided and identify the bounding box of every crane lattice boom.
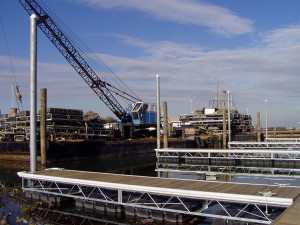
[18,0,141,121]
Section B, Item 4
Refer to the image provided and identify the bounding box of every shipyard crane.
[17,0,157,128]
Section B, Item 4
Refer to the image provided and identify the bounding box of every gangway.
[18,168,300,224]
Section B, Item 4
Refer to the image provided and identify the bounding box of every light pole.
[227,91,231,143]
[30,14,37,173]
[188,96,195,114]
[265,100,268,140]
[156,74,160,149]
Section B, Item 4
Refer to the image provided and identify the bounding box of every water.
[1,151,300,224]
[52,152,157,177]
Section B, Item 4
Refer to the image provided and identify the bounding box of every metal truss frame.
[156,149,300,161]
[266,138,300,142]
[156,163,300,177]
[229,141,300,149]
[21,177,285,224]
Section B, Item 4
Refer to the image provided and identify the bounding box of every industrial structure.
[176,97,254,147]
[0,108,114,142]
[17,0,157,138]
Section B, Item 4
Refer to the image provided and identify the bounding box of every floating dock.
[156,148,300,160]
[272,196,300,225]
[18,168,300,224]
[156,148,300,169]
[156,163,300,177]
[228,141,300,149]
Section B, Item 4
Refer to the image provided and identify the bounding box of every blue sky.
[1,0,300,127]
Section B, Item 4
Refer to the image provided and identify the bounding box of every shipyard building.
[170,97,255,147]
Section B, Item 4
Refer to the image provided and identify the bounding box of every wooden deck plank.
[32,169,300,202]
[272,196,300,225]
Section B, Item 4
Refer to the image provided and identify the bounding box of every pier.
[18,168,300,224]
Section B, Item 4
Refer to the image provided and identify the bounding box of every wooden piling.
[257,112,261,142]
[12,108,17,114]
[223,108,227,149]
[163,102,168,149]
[40,88,47,167]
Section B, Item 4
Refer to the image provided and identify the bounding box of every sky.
[1,0,300,128]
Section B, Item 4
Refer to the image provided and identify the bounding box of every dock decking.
[18,168,300,224]
[272,195,300,225]
[18,168,300,206]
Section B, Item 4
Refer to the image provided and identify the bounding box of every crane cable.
[38,0,140,105]
[0,16,23,112]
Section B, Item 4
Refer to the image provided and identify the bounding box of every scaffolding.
[0,108,114,141]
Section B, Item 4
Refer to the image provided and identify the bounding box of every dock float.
[18,168,300,224]
[156,148,300,161]
[272,196,300,225]
[228,141,300,149]
[156,149,300,170]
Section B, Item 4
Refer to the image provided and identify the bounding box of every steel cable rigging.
[0,16,23,112]
[38,0,141,105]
[17,0,146,121]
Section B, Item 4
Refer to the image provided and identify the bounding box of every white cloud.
[2,23,300,126]
[71,0,254,36]
[261,24,300,47]
[94,27,300,126]
[0,55,97,113]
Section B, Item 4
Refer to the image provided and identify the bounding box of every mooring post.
[12,108,17,114]
[257,112,261,142]
[163,101,168,149]
[223,108,227,149]
[162,101,169,178]
[30,14,37,173]
[227,91,231,143]
[40,88,47,167]
[156,74,161,149]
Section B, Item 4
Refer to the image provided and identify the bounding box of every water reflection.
[52,152,157,176]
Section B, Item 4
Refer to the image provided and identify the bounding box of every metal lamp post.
[265,100,268,141]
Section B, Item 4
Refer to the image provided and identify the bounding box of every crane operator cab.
[131,102,157,126]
